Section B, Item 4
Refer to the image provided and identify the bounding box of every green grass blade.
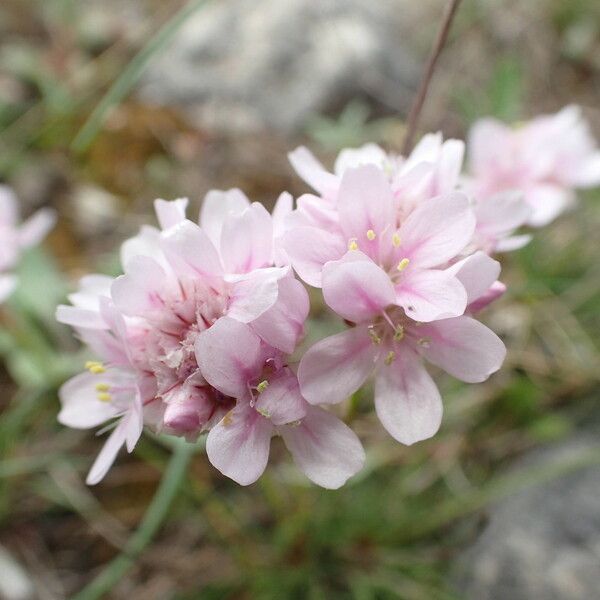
[71,0,210,153]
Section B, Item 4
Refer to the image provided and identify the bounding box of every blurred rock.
[139,0,424,133]
[454,435,600,600]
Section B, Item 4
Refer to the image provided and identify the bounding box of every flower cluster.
[57,105,600,487]
[0,185,55,302]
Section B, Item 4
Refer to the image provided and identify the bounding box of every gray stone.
[454,436,600,600]
[139,0,424,133]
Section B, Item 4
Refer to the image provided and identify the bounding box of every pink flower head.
[467,105,600,227]
[285,164,476,323]
[57,195,363,488]
[298,250,505,444]
[0,185,55,301]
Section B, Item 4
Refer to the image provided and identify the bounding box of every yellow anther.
[384,351,396,365]
[95,383,110,392]
[97,392,112,402]
[257,380,269,393]
[85,361,106,374]
[392,232,401,247]
[397,258,410,272]
[348,238,359,251]
[417,337,431,348]
[222,410,234,426]
[256,407,271,418]
[368,327,382,345]
[366,229,376,241]
[394,325,405,341]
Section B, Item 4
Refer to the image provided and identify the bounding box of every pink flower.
[57,195,362,487]
[467,105,600,227]
[58,298,146,484]
[298,250,505,444]
[470,191,532,254]
[288,134,463,208]
[285,164,475,322]
[0,185,55,301]
[196,318,365,488]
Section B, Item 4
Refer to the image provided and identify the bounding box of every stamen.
[368,326,381,345]
[394,325,405,341]
[95,383,110,392]
[392,232,401,247]
[396,258,410,272]
[384,351,396,365]
[348,238,359,251]
[85,361,106,374]
[256,380,269,393]
[417,337,431,348]
[256,407,271,418]
[222,410,234,426]
[97,392,112,402]
[366,229,376,241]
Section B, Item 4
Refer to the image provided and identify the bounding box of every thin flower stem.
[402,0,463,154]
[72,439,195,600]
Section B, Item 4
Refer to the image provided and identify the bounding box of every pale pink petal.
[403,132,442,170]
[68,275,113,310]
[334,144,388,175]
[417,316,506,382]
[227,266,287,323]
[398,192,476,268]
[55,305,109,330]
[58,372,120,428]
[160,220,223,277]
[280,405,365,489]
[78,329,130,366]
[200,189,251,246]
[446,251,501,304]
[255,371,307,425]
[337,165,394,245]
[124,394,144,452]
[0,185,18,226]
[283,225,345,287]
[322,252,395,323]
[436,139,465,194]
[395,269,467,322]
[495,234,532,252]
[468,118,512,175]
[111,256,167,316]
[288,146,338,195]
[120,225,166,268]
[206,402,273,486]
[293,194,340,229]
[525,184,575,227]
[475,191,531,238]
[195,317,263,398]
[154,198,188,230]
[19,208,56,247]
[468,281,506,313]
[374,349,442,445]
[250,276,309,354]
[0,274,17,302]
[86,419,128,485]
[298,326,379,405]
[573,151,600,188]
[272,191,293,266]
[220,202,273,273]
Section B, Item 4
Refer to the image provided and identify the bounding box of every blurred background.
[1,0,599,598]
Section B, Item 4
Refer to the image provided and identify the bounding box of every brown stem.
[402,0,463,155]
